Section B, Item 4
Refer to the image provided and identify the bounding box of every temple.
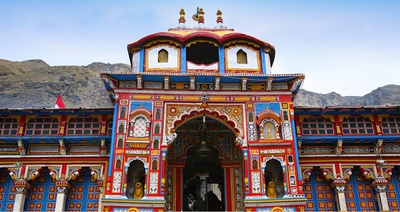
[0,7,399,212]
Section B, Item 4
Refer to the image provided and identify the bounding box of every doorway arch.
[164,112,245,211]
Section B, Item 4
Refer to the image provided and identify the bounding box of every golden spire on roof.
[216,9,223,23]
[198,7,205,24]
[179,8,186,24]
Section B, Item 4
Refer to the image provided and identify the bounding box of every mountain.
[0,59,399,109]
[294,85,400,107]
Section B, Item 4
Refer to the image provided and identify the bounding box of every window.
[107,119,113,135]
[263,121,277,139]
[259,118,280,139]
[158,49,168,63]
[381,115,400,134]
[341,116,374,135]
[302,116,334,135]
[0,116,18,136]
[66,116,100,135]
[120,107,126,118]
[237,49,248,64]
[133,117,147,137]
[25,116,59,136]
[156,109,161,120]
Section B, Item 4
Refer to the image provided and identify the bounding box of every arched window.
[237,49,248,64]
[154,124,160,134]
[120,107,126,118]
[156,109,161,120]
[116,159,122,169]
[259,118,280,139]
[248,111,254,123]
[265,159,284,198]
[153,139,159,149]
[252,159,258,169]
[263,121,277,139]
[152,160,158,170]
[118,123,125,133]
[126,160,145,199]
[133,117,147,137]
[158,49,168,63]
[117,138,123,148]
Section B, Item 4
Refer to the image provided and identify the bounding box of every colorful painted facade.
[0,7,399,212]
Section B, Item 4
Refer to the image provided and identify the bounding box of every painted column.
[331,179,347,212]
[13,179,31,212]
[372,178,390,212]
[55,179,71,212]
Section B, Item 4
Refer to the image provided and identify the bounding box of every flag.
[55,94,65,109]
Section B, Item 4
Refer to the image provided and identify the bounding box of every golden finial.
[216,9,223,23]
[198,7,205,24]
[179,8,186,24]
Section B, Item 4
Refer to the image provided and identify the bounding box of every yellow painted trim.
[158,96,176,100]
[338,115,349,122]
[181,96,200,101]
[224,40,260,49]
[185,40,218,47]
[66,115,79,123]
[25,115,38,123]
[144,44,181,72]
[361,114,374,121]
[209,96,227,101]
[321,115,334,121]
[299,115,311,123]
[258,96,277,101]
[144,39,181,48]
[131,95,153,100]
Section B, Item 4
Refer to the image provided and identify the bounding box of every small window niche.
[237,49,248,64]
[158,49,169,63]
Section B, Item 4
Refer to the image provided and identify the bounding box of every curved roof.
[127,28,276,65]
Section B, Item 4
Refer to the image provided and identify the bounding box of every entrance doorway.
[165,112,244,211]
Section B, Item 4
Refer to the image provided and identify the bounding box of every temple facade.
[0,8,399,212]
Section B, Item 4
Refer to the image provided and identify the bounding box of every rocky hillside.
[0,59,399,109]
[294,85,400,107]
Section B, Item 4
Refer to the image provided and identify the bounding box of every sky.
[0,0,399,96]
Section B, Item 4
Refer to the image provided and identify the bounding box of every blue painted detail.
[387,168,400,211]
[139,48,145,73]
[254,102,281,115]
[130,101,153,112]
[0,173,15,211]
[346,168,377,211]
[260,49,266,74]
[219,46,225,74]
[304,169,336,211]
[291,120,302,180]
[66,168,101,211]
[181,46,186,73]
[170,76,190,82]
[108,102,118,177]
[25,168,57,211]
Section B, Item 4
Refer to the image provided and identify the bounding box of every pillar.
[372,179,390,212]
[55,180,71,212]
[331,179,347,212]
[13,180,31,212]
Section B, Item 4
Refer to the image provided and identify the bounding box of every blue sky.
[0,1,399,96]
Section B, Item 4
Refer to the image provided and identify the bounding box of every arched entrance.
[164,110,245,211]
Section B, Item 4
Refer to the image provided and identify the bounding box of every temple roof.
[127,7,276,65]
